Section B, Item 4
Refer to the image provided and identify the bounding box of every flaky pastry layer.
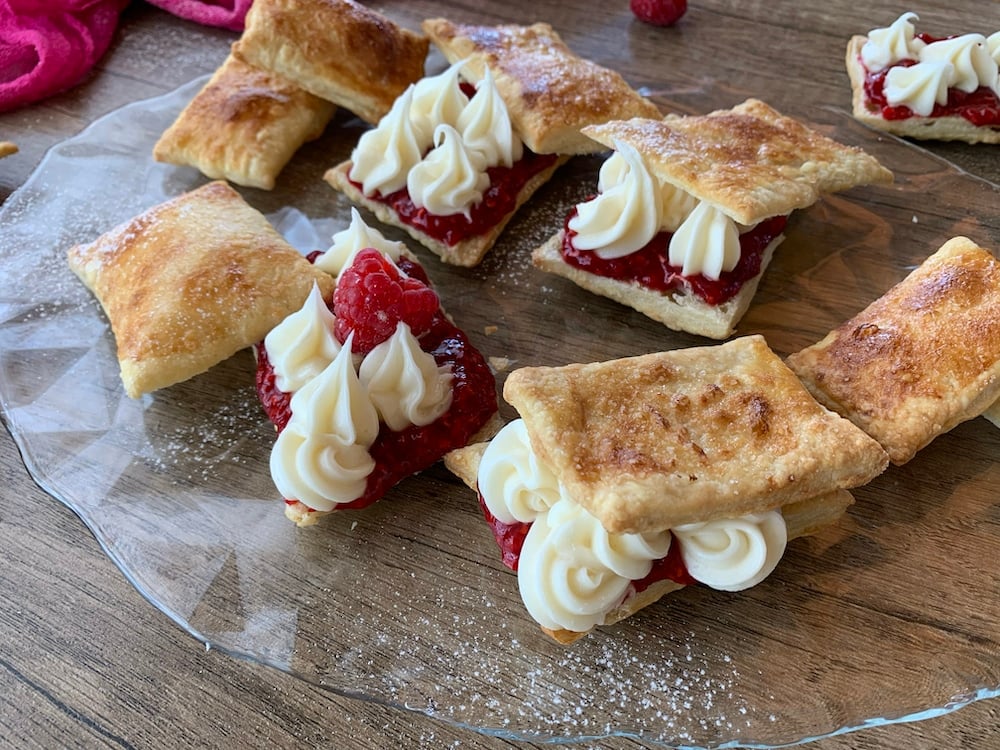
[786,236,1000,464]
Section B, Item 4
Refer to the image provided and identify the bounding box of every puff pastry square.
[421,18,661,155]
[786,236,1000,464]
[582,99,893,226]
[233,0,429,124]
[502,335,888,534]
[153,54,335,190]
[66,181,334,398]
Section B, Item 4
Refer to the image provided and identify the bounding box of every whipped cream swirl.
[861,12,926,72]
[315,208,406,277]
[568,140,662,259]
[457,66,524,168]
[263,283,341,393]
[410,59,470,141]
[673,511,787,591]
[919,33,999,94]
[350,85,425,195]
[884,60,953,116]
[597,149,697,233]
[407,124,490,217]
[359,321,453,431]
[668,201,742,280]
[478,419,562,524]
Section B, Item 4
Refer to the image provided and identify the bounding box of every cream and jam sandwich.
[445,336,888,643]
[324,19,660,267]
[532,99,893,339]
[154,53,336,190]
[255,210,498,526]
[787,236,1000,465]
[67,181,333,398]
[233,0,429,125]
[846,12,1000,143]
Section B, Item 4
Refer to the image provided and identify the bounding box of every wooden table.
[1,3,998,748]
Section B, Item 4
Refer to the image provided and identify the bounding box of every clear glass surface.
[1,78,999,748]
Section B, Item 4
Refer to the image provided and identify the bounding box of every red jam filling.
[349,150,558,248]
[560,208,788,306]
[478,494,698,589]
[255,255,497,512]
[860,34,1000,126]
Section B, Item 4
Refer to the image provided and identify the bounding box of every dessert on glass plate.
[846,11,1000,143]
[787,236,1000,465]
[325,18,661,267]
[446,335,889,643]
[253,210,498,526]
[532,98,894,339]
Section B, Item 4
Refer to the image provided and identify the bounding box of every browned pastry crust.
[153,53,335,190]
[582,100,894,226]
[233,0,429,124]
[66,181,334,398]
[532,230,784,339]
[445,438,855,644]
[498,335,887,535]
[845,35,1000,145]
[0,141,16,158]
[786,236,1000,465]
[421,18,661,155]
[324,156,567,267]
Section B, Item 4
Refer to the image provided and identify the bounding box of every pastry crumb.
[484,325,498,335]
[489,356,512,372]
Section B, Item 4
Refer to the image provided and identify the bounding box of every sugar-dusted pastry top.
[422,18,660,155]
[581,99,893,225]
[502,335,888,534]
[67,181,333,398]
[153,54,335,190]
[786,236,1000,465]
[234,0,429,124]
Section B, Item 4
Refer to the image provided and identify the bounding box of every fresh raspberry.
[333,248,440,354]
[630,0,687,26]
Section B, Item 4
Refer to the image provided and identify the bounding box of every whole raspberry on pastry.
[255,213,498,526]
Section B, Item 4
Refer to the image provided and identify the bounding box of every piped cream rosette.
[477,419,787,635]
[348,59,524,217]
[861,13,1000,116]
[264,214,453,517]
[569,140,753,282]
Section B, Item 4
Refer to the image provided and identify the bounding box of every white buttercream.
[410,59,470,141]
[457,66,524,168]
[517,497,672,633]
[667,200,742,279]
[315,208,406,277]
[568,140,662,259]
[349,85,426,196]
[359,322,453,431]
[263,283,340,393]
[884,60,953,116]
[919,33,999,94]
[596,150,697,233]
[861,12,926,72]
[270,427,374,511]
[477,419,562,524]
[673,511,787,592]
[989,32,1000,66]
[286,333,380,448]
[406,124,489,218]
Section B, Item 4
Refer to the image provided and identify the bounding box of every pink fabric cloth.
[0,0,253,113]
[146,0,252,32]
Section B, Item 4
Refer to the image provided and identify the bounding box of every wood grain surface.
[1,2,999,748]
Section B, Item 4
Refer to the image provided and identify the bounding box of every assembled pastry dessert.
[325,19,661,267]
[153,54,336,190]
[787,236,1000,465]
[232,0,429,125]
[446,336,888,642]
[532,99,894,339]
[846,12,1000,143]
[254,211,498,526]
[66,181,332,398]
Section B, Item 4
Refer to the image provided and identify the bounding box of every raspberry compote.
[478,493,697,591]
[255,251,497,515]
[560,209,788,305]
[860,35,1000,126]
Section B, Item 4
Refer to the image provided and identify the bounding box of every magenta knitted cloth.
[0,0,252,113]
